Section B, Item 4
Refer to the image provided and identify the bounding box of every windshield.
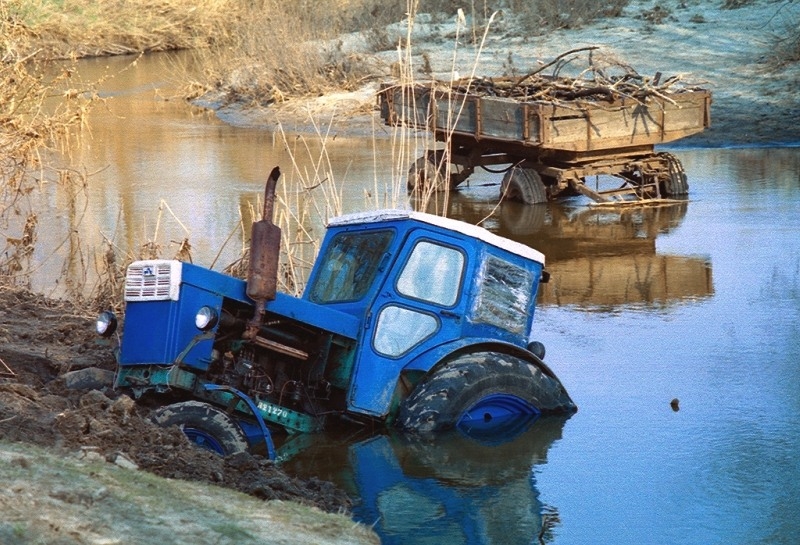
[308,230,394,303]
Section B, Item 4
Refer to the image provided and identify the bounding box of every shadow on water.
[282,415,570,545]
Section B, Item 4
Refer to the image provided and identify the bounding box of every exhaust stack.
[245,166,281,337]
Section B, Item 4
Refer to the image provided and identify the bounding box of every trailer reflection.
[282,415,568,545]
[426,195,713,309]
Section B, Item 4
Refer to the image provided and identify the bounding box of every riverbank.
[212,0,800,148]
[0,288,379,545]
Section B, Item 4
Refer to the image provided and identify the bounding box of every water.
[46,53,800,544]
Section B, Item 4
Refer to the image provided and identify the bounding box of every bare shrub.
[766,4,800,67]
[505,0,629,33]
[721,0,756,9]
[638,5,676,25]
[193,1,377,106]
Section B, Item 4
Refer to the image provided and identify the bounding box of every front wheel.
[152,401,249,456]
[396,352,576,434]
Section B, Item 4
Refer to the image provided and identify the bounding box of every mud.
[0,287,351,515]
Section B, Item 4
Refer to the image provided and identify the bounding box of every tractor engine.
[202,304,343,419]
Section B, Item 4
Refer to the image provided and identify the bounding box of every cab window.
[396,240,464,307]
[308,230,394,303]
[472,255,533,334]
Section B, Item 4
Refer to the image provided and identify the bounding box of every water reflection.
[283,416,569,545]
[425,194,714,309]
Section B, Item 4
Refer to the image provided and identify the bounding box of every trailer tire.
[152,401,249,456]
[408,152,468,193]
[396,352,575,434]
[659,152,689,196]
[500,167,547,204]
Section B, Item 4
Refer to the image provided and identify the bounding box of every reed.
[0,4,95,290]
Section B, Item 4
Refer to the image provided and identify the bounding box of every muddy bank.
[0,288,378,545]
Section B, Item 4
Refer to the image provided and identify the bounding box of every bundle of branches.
[443,46,705,105]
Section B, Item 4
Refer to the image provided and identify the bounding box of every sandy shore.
[215,0,800,148]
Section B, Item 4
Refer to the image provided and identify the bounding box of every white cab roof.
[328,209,545,265]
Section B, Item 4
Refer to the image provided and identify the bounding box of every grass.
[6,0,238,58]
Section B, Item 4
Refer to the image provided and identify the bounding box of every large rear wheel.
[396,352,576,434]
[152,401,249,456]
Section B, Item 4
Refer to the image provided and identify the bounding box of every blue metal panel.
[346,227,479,417]
[120,263,244,369]
[182,263,251,304]
[266,293,359,341]
[183,262,360,339]
[119,292,221,369]
[119,300,180,365]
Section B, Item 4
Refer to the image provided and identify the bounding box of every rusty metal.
[245,166,281,339]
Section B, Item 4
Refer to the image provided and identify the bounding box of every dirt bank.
[215,0,800,148]
[0,287,378,544]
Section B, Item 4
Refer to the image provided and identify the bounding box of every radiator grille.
[124,260,182,301]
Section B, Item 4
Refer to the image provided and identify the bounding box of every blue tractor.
[96,167,575,457]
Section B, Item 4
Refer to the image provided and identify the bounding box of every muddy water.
[47,53,800,544]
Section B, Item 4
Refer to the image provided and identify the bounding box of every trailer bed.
[379,79,711,153]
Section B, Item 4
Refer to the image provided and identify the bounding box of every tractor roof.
[328,209,545,265]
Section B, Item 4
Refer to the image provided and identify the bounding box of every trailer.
[378,72,711,204]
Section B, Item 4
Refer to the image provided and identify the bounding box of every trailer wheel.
[408,152,468,193]
[152,401,249,456]
[658,152,689,196]
[396,352,575,434]
[500,167,547,204]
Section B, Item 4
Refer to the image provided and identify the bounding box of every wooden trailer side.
[379,83,711,153]
[538,91,711,152]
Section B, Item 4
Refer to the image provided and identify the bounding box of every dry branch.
[442,48,703,106]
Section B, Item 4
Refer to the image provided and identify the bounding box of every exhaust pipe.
[245,166,281,338]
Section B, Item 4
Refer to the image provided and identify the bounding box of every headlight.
[195,306,219,331]
[96,311,118,337]
[527,340,546,360]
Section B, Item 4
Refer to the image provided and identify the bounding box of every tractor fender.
[402,338,560,381]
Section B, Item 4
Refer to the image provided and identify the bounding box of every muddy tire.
[62,367,115,390]
[152,401,249,456]
[407,152,468,193]
[396,352,576,434]
[500,167,547,204]
[659,152,689,196]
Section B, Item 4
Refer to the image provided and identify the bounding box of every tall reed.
[0,4,95,289]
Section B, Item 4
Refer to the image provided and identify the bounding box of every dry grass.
[190,1,377,107]
[7,0,240,59]
[0,3,95,290]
